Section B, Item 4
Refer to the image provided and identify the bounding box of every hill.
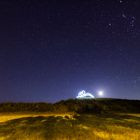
[0,98,140,140]
[0,98,139,114]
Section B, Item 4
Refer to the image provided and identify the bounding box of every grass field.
[0,112,139,140]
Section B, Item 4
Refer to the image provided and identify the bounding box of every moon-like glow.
[98,91,104,97]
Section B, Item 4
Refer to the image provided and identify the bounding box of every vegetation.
[0,99,140,113]
[0,99,139,140]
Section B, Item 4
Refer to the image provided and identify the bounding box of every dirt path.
[0,112,75,123]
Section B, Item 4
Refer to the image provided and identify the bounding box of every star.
[130,16,136,27]
[119,0,123,3]
[122,13,127,19]
[108,23,112,27]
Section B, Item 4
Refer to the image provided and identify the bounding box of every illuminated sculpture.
[76,90,95,99]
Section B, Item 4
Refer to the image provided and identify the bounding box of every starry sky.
[0,0,140,102]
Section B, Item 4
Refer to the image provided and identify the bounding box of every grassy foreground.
[0,113,139,140]
[0,99,139,140]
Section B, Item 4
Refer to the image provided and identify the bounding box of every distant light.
[98,91,104,97]
[120,0,123,3]
[76,90,95,99]
[108,23,112,26]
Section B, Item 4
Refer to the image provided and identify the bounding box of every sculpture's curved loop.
[76,90,95,99]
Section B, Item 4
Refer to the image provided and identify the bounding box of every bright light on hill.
[76,90,95,99]
[98,91,104,97]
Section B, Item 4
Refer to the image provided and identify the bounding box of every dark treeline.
[0,99,140,114]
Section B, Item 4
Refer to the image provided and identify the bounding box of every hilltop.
[0,98,140,114]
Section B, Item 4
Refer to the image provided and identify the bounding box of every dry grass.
[0,113,139,140]
[0,112,74,123]
[93,125,140,140]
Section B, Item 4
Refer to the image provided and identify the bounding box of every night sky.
[0,0,140,102]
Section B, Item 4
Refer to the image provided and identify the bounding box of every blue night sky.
[0,0,140,102]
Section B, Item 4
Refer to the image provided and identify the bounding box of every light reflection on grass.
[0,113,139,140]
